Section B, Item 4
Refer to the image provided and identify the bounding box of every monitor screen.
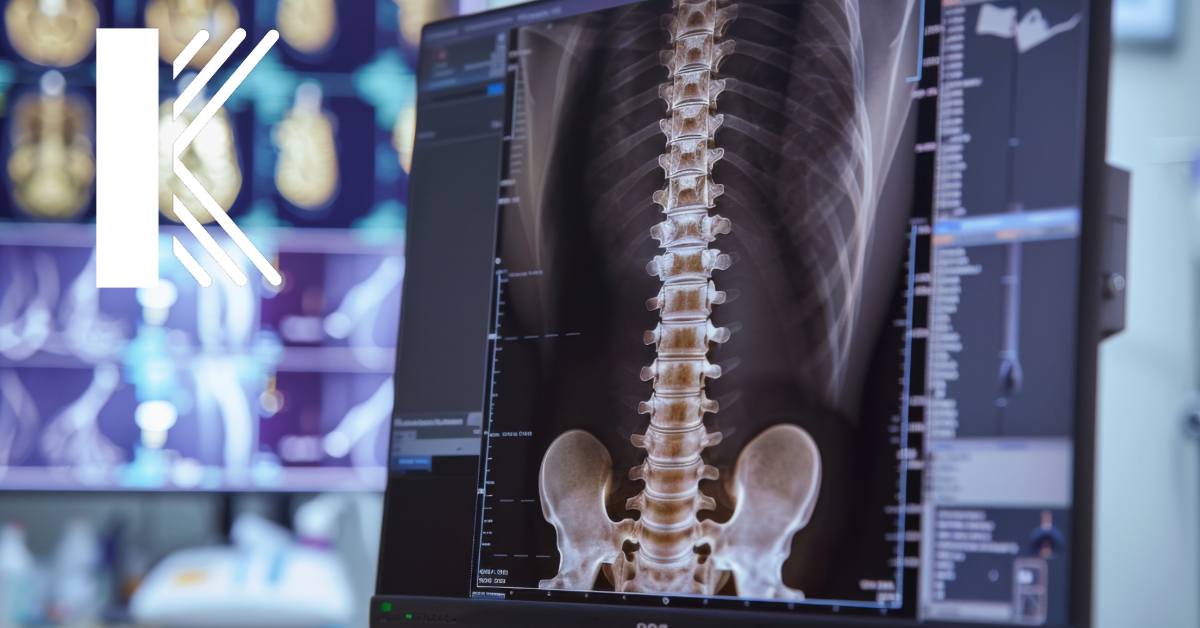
[381,0,1101,624]
[0,0,417,491]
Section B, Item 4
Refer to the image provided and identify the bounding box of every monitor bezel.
[375,0,1114,624]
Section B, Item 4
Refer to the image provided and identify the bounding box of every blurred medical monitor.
[377,0,1110,625]
[0,0,413,491]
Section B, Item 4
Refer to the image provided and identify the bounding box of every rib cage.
[575,0,884,436]
[773,0,872,406]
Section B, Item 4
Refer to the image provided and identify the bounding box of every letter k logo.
[95,27,283,289]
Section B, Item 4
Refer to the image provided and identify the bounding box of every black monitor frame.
[373,0,1115,625]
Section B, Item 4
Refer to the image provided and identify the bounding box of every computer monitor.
[0,0,415,491]
[377,0,1113,625]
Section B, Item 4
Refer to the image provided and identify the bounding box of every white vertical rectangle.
[96,29,158,288]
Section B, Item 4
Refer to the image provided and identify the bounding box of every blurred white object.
[0,521,35,627]
[1013,9,1081,52]
[195,259,258,486]
[293,495,341,545]
[322,256,404,371]
[131,513,354,628]
[230,513,293,551]
[976,4,1082,53]
[294,493,383,628]
[322,378,393,470]
[51,518,101,624]
[135,400,179,449]
[137,279,179,326]
[1114,0,1178,44]
[457,0,529,13]
[976,4,1017,38]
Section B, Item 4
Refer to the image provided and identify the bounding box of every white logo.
[95,28,283,289]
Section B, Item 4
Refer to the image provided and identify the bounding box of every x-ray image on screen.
[380,0,1094,622]
[465,0,925,602]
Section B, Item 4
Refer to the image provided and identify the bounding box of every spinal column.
[537,0,822,598]
[623,0,738,593]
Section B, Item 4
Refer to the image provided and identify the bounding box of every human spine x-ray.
[491,0,924,597]
[537,0,822,597]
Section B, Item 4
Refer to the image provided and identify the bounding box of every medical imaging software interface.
[382,0,1091,625]
[0,1,415,491]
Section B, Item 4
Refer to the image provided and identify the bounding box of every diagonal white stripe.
[174,30,277,160]
[173,30,211,80]
[172,196,248,286]
[172,29,283,287]
[173,236,213,287]
[173,160,282,286]
[174,29,244,120]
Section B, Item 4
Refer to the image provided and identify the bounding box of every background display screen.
[0,0,420,491]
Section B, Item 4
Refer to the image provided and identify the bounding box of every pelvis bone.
[539,425,820,596]
[538,429,635,590]
[702,424,821,599]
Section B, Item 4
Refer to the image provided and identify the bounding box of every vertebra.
[538,0,822,597]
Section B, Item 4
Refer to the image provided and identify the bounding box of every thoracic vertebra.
[537,0,822,597]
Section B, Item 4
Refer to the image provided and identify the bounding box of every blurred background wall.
[1099,0,1200,626]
